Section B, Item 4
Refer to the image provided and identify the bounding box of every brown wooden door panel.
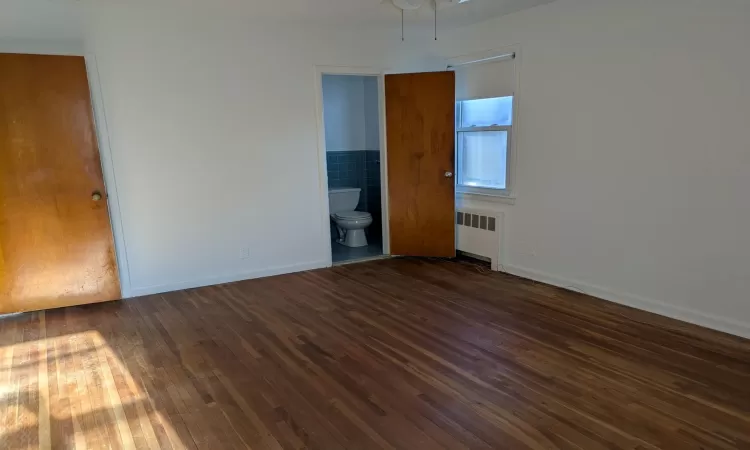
[386,71,456,257]
[0,53,120,313]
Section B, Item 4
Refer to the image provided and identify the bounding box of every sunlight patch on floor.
[0,312,184,449]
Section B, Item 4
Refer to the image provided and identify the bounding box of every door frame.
[0,41,132,298]
[313,65,391,266]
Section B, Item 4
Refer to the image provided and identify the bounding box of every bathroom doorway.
[318,71,387,264]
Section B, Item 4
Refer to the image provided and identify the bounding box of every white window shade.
[455,59,516,101]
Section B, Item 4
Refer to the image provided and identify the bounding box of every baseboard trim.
[129,260,329,298]
[503,264,750,340]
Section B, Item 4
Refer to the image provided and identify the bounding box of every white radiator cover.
[456,209,504,271]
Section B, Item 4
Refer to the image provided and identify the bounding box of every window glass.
[459,96,513,128]
[458,131,508,189]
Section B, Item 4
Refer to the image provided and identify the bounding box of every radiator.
[456,209,504,271]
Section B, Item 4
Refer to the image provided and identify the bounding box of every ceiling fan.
[392,0,424,10]
[391,0,472,11]
[388,0,473,40]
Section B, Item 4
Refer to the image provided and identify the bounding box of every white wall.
[322,75,380,152]
[0,2,440,297]
[363,77,381,152]
[81,5,441,295]
[0,0,82,42]
[441,0,750,337]
[4,0,749,338]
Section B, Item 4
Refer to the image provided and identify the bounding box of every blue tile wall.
[327,150,382,241]
[327,151,365,194]
[364,150,382,240]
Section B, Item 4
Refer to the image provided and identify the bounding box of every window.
[451,48,517,197]
[456,96,513,192]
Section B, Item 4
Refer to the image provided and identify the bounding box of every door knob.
[92,191,102,201]
[444,171,454,178]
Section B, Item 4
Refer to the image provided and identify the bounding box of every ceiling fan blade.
[392,0,424,11]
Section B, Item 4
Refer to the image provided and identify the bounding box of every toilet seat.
[333,211,372,220]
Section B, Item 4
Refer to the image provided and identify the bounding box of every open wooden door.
[0,53,120,314]
[385,71,456,257]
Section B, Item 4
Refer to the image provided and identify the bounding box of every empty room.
[1,0,749,448]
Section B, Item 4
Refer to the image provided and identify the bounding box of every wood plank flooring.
[1,257,749,449]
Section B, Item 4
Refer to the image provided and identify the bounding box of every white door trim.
[313,65,391,266]
[85,54,133,298]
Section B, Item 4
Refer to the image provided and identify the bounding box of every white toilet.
[329,188,373,248]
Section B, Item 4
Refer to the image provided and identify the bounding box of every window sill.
[457,190,516,205]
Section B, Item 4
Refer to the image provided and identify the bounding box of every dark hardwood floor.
[1,258,749,449]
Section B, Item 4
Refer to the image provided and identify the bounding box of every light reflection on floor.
[0,313,183,449]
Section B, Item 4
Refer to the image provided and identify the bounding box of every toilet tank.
[328,188,361,214]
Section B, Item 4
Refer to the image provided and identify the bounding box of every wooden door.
[0,53,120,314]
[386,71,456,257]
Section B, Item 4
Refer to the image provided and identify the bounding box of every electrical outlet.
[240,247,251,260]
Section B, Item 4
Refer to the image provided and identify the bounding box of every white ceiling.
[0,0,556,41]
[220,0,559,28]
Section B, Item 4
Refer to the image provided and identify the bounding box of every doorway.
[320,73,386,264]
[316,67,456,266]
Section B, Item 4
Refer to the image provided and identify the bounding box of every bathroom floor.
[331,235,383,264]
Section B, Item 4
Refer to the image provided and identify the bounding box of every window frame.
[455,97,515,198]
[449,46,519,202]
